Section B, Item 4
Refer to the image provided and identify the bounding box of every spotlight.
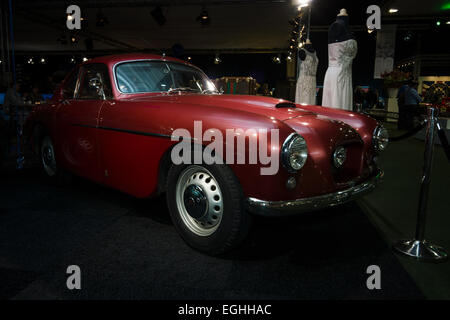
[197,7,210,26]
[403,31,413,42]
[436,21,441,26]
[447,21,450,25]
[70,56,76,64]
[214,53,221,64]
[70,35,78,44]
[272,54,281,64]
[187,56,192,61]
[27,57,34,64]
[96,9,109,27]
[85,37,94,51]
[388,8,398,13]
[57,33,67,45]
[151,6,166,26]
[294,0,311,9]
[40,58,46,64]
[82,57,88,62]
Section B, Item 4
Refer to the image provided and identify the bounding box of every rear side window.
[77,64,113,100]
[62,69,79,99]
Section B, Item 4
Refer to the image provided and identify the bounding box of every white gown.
[295,50,318,105]
[322,39,357,110]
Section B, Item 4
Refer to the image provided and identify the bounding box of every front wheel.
[41,136,58,177]
[166,163,251,255]
[40,135,71,184]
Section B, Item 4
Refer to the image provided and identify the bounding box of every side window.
[77,64,113,100]
[62,68,79,99]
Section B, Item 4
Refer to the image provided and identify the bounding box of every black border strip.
[72,124,172,139]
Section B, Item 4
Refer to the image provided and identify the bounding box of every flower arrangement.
[381,69,411,88]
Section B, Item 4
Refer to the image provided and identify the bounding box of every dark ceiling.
[10,0,450,53]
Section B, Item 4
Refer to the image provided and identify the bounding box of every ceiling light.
[436,21,441,26]
[82,57,88,62]
[272,54,281,64]
[446,21,450,25]
[294,0,311,8]
[214,53,221,64]
[197,7,210,26]
[388,8,398,13]
[96,9,109,27]
[40,58,46,64]
[151,6,166,26]
[57,33,67,45]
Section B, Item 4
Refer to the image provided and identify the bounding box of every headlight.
[281,133,308,172]
[373,126,389,152]
[333,146,347,168]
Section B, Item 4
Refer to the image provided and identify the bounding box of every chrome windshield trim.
[112,59,213,95]
[246,169,383,216]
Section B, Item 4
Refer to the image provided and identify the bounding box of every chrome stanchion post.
[393,106,448,262]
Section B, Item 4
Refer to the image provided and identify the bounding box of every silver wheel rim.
[175,166,224,237]
[41,137,57,177]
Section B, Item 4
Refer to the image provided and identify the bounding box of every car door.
[56,63,111,183]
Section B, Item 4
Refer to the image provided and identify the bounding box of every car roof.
[81,53,190,67]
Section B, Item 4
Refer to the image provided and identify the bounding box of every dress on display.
[322,39,357,110]
[295,50,318,105]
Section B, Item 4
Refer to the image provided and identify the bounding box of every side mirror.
[89,77,105,99]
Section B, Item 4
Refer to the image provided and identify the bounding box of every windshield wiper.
[167,87,200,94]
[201,89,219,94]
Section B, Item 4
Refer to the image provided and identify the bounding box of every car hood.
[124,94,316,121]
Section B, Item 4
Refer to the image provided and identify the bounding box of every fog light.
[286,177,297,190]
[333,146,347,168]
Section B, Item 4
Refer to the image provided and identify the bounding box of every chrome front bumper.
[246,169,384,216]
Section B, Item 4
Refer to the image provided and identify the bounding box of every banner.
[374,25,397,79]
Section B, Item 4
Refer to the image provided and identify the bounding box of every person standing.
[3,83,25,158]
[397,83,409,129]
[402,80,422,130]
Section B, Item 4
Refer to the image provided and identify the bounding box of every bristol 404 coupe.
[26,54,388,255]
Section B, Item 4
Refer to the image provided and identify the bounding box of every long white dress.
[295,50,318,105]
[322,39,357,110]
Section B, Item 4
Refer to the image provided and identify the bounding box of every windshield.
[115,60,217,94]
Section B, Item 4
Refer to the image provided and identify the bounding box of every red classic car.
[25,53,388,255]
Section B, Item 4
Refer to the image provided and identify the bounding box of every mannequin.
[295,39,319,105]
[322,9,358,110]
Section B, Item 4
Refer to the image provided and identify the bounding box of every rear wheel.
[166,163,251,255]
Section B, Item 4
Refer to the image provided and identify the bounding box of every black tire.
[40,135,72,185]
[166,163,251,255]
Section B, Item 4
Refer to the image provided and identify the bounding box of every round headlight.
[373,126,389,153]
[333,146,347,168]
[281,133,308,172]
